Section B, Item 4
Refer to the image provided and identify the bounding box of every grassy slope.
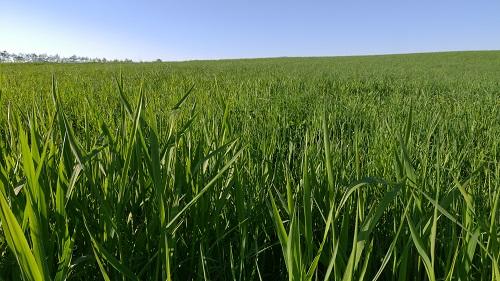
[0,51,499,280]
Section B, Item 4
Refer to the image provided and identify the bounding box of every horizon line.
[2,49,499,63]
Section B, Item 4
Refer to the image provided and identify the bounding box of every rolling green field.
[0,51,499,280]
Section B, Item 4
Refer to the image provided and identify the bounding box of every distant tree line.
[0,50,134,63]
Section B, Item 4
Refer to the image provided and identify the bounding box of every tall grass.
[0,51,499,280]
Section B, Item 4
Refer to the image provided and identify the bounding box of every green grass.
[0,51,499,280]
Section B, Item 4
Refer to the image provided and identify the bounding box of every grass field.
[0,51,499,280]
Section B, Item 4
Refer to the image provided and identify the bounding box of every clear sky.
[1,0,499,61]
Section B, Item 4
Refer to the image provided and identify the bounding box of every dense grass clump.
[0,51,499,280]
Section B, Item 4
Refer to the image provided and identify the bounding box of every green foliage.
[0,51,499,280]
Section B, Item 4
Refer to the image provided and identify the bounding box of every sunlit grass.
[0,51,499,280]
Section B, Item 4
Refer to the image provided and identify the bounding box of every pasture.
[0,51,499,280]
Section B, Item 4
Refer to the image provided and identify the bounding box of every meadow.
[0,51,499,280]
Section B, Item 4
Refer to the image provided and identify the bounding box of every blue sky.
[1,0,499,61]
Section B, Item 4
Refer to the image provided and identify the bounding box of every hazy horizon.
[3,49,500,63]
